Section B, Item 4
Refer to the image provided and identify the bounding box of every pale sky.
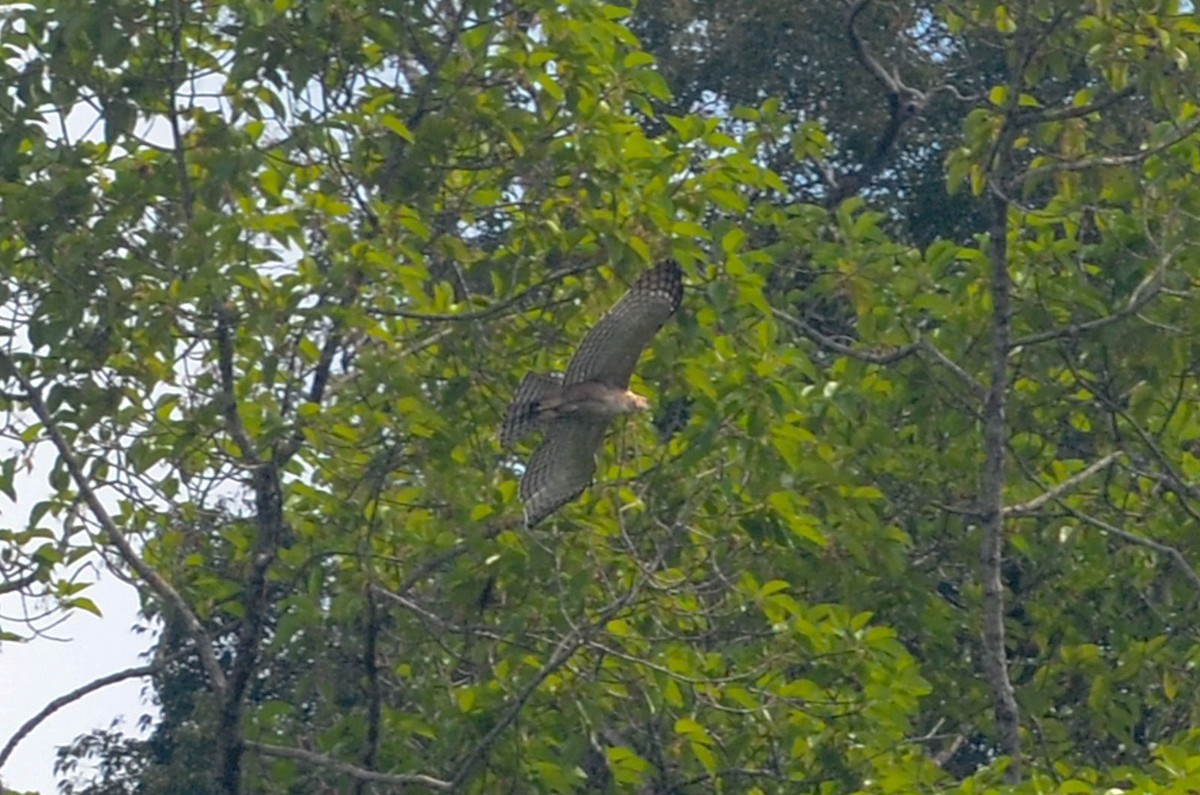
[0,51,189,792]
[1,575,151,794]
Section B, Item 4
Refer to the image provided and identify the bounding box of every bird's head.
[622,390,651,413]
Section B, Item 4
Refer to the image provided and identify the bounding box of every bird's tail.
[500,373,562,447]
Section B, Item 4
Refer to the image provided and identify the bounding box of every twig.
[0,569,41,596]
[772,308,919,364]
[390,516,515,598]
[917,339,986,398]
[1004,451,1123,517]
[1013,84,1136,125]
[373,261,596,323]
[1008,448,1200,594]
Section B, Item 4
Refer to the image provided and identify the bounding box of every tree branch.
[1004,451,1123,517]
[916,339,986,398]
[0,664,157,770]
[772,309,986,397]
[1007,451,1200,593]
[243,741,452,790]
[372,260,595,323]
[1011,252,1169,347]
[214,303,260,465]
[449,586,641,788]
[773,307,919,363]
[1,358,227,696]
[1065,508,1200,594]
[0,569,41,596]
[828,0,926,205]
[1013,84,1136,125]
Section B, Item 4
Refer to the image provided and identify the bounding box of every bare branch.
[1074,368,1200,525]
[845,0,915,99]
[916,339,986,398]
[0,664,157,770]
[772,309,985,397]
[398,326,454,357]
[243,741,452,790]
[1004,451,1123,517]
[829,0,927,205]
[772,308,919,364]
[1008,451,1200,594]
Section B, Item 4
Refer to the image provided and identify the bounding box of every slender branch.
[933,733,968,768]
[1004,451,1123,517]
[1007,451,1200,594]
[1011,253,1169,347]
[1066,508,1200,594]
[772,309,985,397]
[372,261,595,323]
[243,741,452,790]
[449,587,640,788]
[773,308,919,364]
[1076,367,1200,525]
[0,664,156,770]
[1013,84,1136,125]
[846,0,907,96]
[0,569,41,596]
[916,339,986,398]
[1012,119,1200,190]
[388,516,516,598]
[398,326,453,357]
[2,359,227,695]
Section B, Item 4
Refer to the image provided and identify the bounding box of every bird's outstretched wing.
[519,417,609,527]
[499,372,563,448]
[563,261,683,388]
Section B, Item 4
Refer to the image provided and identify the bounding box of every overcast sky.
[1,575,151,794]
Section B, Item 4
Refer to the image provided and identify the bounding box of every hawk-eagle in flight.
[501,261,684,527]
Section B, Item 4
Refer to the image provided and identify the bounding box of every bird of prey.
[501,261,684,527]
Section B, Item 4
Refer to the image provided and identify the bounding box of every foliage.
[2,1,1200,794]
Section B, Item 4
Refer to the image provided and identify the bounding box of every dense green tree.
[4,1,1200,794]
